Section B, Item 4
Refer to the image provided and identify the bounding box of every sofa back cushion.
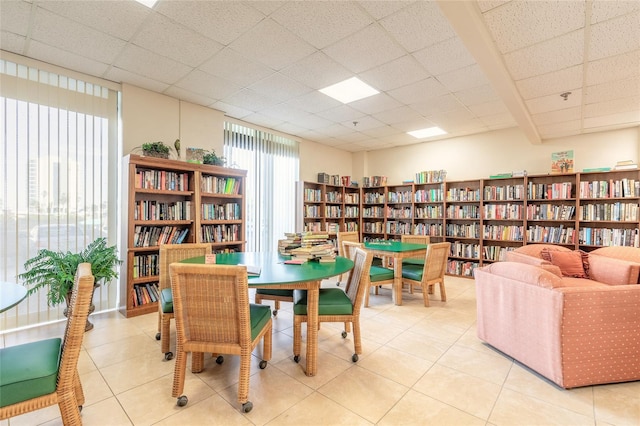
[590,246,640,263]
[481,262,564,289]
[513,244,571,258]
[540,249,590,278]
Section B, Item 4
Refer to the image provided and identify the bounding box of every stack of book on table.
[289,243,336,263]
[279,231,336,262]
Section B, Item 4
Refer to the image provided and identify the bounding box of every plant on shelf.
[202,149,226,166]
[19,237,122,331]
[142,141,172,159]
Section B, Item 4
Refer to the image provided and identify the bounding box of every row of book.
[134,200,192,221]
[446,205,480,219]
[446,260,478,277]
[363,221,385,233]
[363,191,385,203]
[578,203,639,222]
[482,245,516,261]
[483,225,524,241]
[303,188,322,202]
[344,193,360,204]
[412,223,443,236]
[135,170,190,191]
[201,224,240,243]
[387,190,412,203]
[446,187,481,202]
[201,202,241,220]
[483,185,525,201]
[362,207,384,218]
[415,169,446,183]
[578,227,639,247]
[526,225,576,244]
[132,282,160,307]
[414,187,444,202]
[450,242,480,259]
[386,221,411,235]
[201,176,241,195]
[132,253,159,278]
[415,205,443,219]
[527,182,573,200]
[579,179,640,198]
[526,204,575,221]
[133,226,189,247]
[483,204,523,220]
[325,191,343,203]
[362,176,388,187]
[446,223,480,238]
[387,207,412,219]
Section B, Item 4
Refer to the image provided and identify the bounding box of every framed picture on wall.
[551,150,574,174]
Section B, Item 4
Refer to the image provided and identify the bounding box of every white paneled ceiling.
[1,0,638,152]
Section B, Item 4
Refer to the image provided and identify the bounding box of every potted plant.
[202,149,226,166]
[19,237,122,331]
[142,141,172,159]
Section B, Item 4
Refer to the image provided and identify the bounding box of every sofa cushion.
[541,249,589,278]
[590,246,640,263]
[513,244,571,258]
[481,262,563,289]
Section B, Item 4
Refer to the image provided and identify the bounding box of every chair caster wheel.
[155,333,161,340]
[216,355,224,364]
[177,396,188,407]
[341,331,347,338]
[242,401,253,413]
[352,354,359,362]
[259,360,267,369]
[273,310,278,317]
[164,352,173,361]
[293,355,300,363]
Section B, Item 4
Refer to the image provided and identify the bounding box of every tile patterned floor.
[2,276,639,425]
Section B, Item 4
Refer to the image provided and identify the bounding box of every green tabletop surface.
[364,241,428,252]
[0,282,28,313]
[180,252,354,286]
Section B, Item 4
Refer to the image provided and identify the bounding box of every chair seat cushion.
[0,338,62,407]
[402,264,424,281]
[249,304,272,340]
[256,289,294,297]
[293,288,353,316]
[370,265,394,282]
[160,288,173,313]
[402,258,425,266]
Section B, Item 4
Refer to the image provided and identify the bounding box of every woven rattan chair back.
[0,263,94,423]
[336,231,360,285]
[169,263,272,413]
[157,243,212,360]
[402,242,450,307]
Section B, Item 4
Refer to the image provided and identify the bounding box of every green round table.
[181,252,354,376]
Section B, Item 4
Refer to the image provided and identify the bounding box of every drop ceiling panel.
[359,55,430,91]
[316,105,363,123]
[248,72,312,102]
[27,40,110,78]
[0,1,31,36]
[132,13,223,68]
[175,70,240,100]
[0,33,25,53]
[221,89,280,112]
[536,120,582,139]
[468,99,509,117]
[584,96,640,118]
[588,11,640,61]
[105,67,170,94]
[480,112,517,127]
[284,91,342,114]
[503,30,584,81]
[163,86,216,108]
[590,1,640,24]
[586,50,640,86]
[323,24,405,73]
[379,1,455,52]
[454,84,500,106]
[199,48,273,87]
[532,106,581,126]
[410,94,464,117]
[259,103,311,123]
[357,1,411,20]
[526,89,583,115]
[585,77,640,104]
[115,44,191,85]
[271,1,372,49]
[413,36,476,76]
[388,78,450,104]
[349,93,403,115]
[373,106,424,125]
[515,65,583,100]
[482,1,585,53]
[436,64,490,92]
[583,110,640,130]
[281,51,352,90]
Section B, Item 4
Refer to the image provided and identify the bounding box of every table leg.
[305,281,320,376]
[393,256,403,306]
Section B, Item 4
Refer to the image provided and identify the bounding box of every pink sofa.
[475,259,640,388]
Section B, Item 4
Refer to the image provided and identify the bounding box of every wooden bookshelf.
[297,169,640,279]
[120,154,246,317]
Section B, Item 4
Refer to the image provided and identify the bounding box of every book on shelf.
[582,167,611,172]
[614,163,638,170]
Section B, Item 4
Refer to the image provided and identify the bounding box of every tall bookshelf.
[120,154,246,317]
[298,170,640,279]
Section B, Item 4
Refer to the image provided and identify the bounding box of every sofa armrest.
[557,285,640,387]
[588,254,640,285]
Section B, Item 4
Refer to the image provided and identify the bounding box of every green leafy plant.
[19,237,122,307]
[202,149,226,166]
[142,141,171,158]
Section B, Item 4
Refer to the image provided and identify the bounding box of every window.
[0,53,119,331]
[223,122,299,252]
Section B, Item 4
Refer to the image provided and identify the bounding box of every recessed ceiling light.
[319,77,379,104]
[407,127,447,139]
[135,0,158,8]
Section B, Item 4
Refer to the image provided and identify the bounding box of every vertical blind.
[223,122,299,252]
[0,53,119,332]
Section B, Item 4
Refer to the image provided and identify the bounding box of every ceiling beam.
[437,1,542,145]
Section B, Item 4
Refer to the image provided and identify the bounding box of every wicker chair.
[401,242,451,307]
[293,247,372,363]
[400,234,431,292]
[336,231,360,285]
[0,263,94,423]
[254,289,293,317]
[342,240,394,307]
[157,243,212,361]
[169,263,272,413]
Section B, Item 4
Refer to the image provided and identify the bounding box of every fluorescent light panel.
[319,77,379,104]
[408,127,447,139]
[135,0,158,8]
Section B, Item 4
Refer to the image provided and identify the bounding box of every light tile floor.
[2,276,639,425]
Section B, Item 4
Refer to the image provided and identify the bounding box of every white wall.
[365,126,639,184]
[299,139,353,182]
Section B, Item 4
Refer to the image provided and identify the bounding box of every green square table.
[363,241,428,306]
